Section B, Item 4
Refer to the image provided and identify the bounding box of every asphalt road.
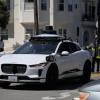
[0,77,97,100]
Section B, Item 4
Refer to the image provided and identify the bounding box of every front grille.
[1,64,27,74]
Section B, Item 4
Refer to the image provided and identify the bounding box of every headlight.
[30,63,47,68]
[73,92,89,100]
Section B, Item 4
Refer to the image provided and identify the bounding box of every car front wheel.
[46,66,58,87]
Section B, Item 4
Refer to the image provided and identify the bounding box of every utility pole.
[34,0,39,35]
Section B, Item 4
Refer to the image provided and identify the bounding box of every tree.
[0,0,9,30]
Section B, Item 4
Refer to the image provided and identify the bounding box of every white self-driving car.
[0,34,92,87]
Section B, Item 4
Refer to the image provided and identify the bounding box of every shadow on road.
[1,77,94,91]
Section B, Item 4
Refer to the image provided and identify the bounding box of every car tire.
[46,65,58,87]
[81,61,91,83]
[0,82,10,88]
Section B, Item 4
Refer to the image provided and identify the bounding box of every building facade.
[1,0,97,51]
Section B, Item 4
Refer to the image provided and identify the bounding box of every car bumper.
[0,75,46,83]
[0,65,48,83]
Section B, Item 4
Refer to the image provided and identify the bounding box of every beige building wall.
[5,0,97,51]
[14,0,25,44]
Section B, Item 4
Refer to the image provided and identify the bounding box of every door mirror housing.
[61,51,69,56]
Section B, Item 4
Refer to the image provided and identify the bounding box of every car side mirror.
[61,51,69,56]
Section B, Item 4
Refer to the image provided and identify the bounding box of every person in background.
[0,37,4,52]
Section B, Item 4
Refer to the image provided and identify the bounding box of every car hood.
[0,54,49,65]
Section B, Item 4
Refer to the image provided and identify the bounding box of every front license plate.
[8,76,18,82]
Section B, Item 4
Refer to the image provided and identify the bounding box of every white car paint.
[0,34,92,84]
[0,54,48,65]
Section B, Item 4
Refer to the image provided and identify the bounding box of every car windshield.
[13,41,58,54]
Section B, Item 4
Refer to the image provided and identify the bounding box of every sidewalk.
[91,72,100,79]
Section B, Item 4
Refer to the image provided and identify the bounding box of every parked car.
[74,79,100,100]
[0,34,92,87]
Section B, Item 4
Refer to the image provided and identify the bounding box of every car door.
[55,42,74,78]
[68,42,82,75]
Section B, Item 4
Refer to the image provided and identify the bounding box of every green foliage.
[0,0,9,29]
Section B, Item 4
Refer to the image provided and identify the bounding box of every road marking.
[42,92,71,100]
[42,96,56,100]
[57,92,70,99]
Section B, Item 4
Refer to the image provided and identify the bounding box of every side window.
[57,42,71,54]
[41,0,47,11]
[69,43,81,53]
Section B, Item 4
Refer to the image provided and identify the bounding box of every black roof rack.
[42,30,57,35]
[29,36,63,42]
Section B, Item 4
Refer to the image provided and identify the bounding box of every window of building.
[7,0,10,10]
[68,4,73,12]
[24,0,34,10]
[77,27,79,37]
[88,5,95,21]
[75,4,77,9]
[84,0,96,21]
[83,31,89,46]
[41,0,47,11]
[25,0,34,2]
[59,29,62,35]
[58,0,64,11]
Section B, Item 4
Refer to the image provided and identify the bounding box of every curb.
[91,73,100,78]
